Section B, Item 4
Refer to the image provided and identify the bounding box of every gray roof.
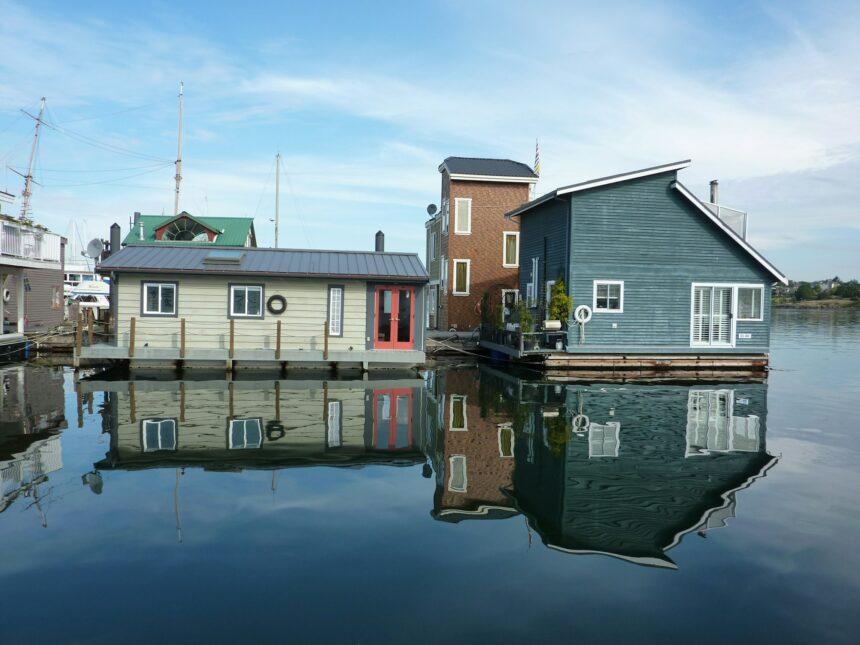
[439,157,537,178]
[98,245,428,282]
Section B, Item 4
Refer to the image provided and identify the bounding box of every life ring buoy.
[266,294,287,315]
[2,289,9,303]
[265,421,285,441]
[572,413,590,433]
[574,305,592,324]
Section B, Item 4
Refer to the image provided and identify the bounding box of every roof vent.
[203,249,244,264]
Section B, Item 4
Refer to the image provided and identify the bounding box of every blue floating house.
[487,160,787,370]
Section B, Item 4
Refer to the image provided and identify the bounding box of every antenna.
[19,97,46,220]
[173,81,183,216]
[274,152,280,248]
[85,238,105,259]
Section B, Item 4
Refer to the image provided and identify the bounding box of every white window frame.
[142,282,177,316]
[502,231,520,268]
[142,418,177,452]
[448,455,468,492]
[736,285,764,322]
[452,259,470,296]
[326,400,342,448]
[593,280,624,313]
[328,285,344,337]
[228,418,263,449]
[689,283,742,348]
[449,394,468,431]
[229,285,263,318]
[454,198,472,235]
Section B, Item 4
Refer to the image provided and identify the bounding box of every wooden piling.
[86,309,94,346]
[322,381,328,421]
[228,381,234,419]
[75,380,83,428]
[129,382,136,423]
[179,382,186,423]
[75,309,83,356]
[229,319,235,360]
[275,381,281,421]
[180,318,186,359]
[323,320,329,361]
[275,320,282,360]
[129,317,136,358]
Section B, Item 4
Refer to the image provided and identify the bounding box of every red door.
[374,286,415,349]
[372,388,414,451]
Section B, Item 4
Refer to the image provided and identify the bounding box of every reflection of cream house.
[685,389,761,456]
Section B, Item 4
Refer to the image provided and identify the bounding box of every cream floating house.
[78,240,428,370]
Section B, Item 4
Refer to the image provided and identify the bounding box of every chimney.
[108,223,121,258]
[709,180,719,204]
[375,230,385,252]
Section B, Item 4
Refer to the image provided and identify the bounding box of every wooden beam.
[229,319,235,360]
[228,381,234,419]
[323,319,329,361]
[129,381,136,423]
[180,318,186,359]
[86,308,94,346]
[129,317,136,358]
[275,320,281,360]
[179,381,186,423]
[75,309,83,356]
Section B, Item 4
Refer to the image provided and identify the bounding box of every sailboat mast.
[274,153,280,248]
[20,97,46,220]
[173,82,184,216]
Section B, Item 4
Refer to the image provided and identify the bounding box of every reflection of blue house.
[503,160,788,364]
[510,382,777,568]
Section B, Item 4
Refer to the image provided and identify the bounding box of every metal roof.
[438,157,537,179]
[98,245,429,282]
[122,213,255,246]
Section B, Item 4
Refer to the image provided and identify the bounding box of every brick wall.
[441,177,530,330]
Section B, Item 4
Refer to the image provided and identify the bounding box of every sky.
[0,0,858,280]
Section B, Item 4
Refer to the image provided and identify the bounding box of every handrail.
[0,221,62,263]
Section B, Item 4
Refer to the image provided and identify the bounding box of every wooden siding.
[115,274,366,352]
[3,267,63,333]
[519,172,776,353]
[517,197,569,308]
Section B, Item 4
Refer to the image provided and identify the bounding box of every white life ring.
[572,414,590,433]
[2,289,9,303]
[574,305,592,324]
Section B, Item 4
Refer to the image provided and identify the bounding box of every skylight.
[203,249,244,264]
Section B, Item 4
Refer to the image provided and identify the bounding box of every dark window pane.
[232,288,245,315]
[247,288,261,315]
[161,285,175,313]
[146,285,159,312]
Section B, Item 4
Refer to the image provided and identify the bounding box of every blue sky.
[0,0,858,280]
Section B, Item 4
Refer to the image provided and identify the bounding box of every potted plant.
[547,279,572,350]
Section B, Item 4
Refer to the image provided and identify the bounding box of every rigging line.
[281,169,312,247]
[51,99,169,125]
[39,118,171,163]
[37,163,173,188]
[36,162,170,173]
[252,156,277,220]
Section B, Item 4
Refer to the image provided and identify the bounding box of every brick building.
[425,157,537,331]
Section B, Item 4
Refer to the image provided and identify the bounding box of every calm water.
[1,309,858,644]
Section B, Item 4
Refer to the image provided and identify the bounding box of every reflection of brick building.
[432,369,517,521]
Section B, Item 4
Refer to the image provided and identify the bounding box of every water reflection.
[0,365,66,518]
[72,365,778,569]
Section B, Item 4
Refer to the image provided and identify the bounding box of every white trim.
[228,418,262,449]
[502,231,519,267]
[448,173,537,184]
[449,394,468,431]
[453,198,472,235]
[452,259,470,295]
[673,182,788,285]
[592,280,624,313]
[448,455,468,492]
[143,282,177,315]
[229,285,263,317]
[736,285,764,322]
[689,283,740,348]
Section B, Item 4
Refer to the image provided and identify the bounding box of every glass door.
[692,285,734,346]
[374,286,415,349]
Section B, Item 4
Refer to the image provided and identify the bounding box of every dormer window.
[163,217,211,241]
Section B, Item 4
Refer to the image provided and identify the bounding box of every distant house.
[425,157,537,331]
[0,194,66,353]
[500,160,787,362]
[80,235,428,370]
[124,211,256,247]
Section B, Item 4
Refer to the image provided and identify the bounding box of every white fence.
[1,221,62,263]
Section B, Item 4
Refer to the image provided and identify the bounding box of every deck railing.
[1,221,62,263]
[480,324,567,355]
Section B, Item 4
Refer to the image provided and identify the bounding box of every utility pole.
[174,82,184,216]
[274,152,280,247]
[19,97,46,220]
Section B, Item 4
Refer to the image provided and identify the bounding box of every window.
[691,284,733,346]
[593,280,623,313]
[498,423,515,457]
[454,198,471,234]
[326,400,342,448]
[229,418,262,449]
[428,232,437,261]
[230,285,263,318]
[427,287,438,328]
[448,455,467,492]
[588,422,620,458]
[737,286,763,321]
[503,231,519,267]
[449,395,467,431]
[328,285,344,336]
[525,257,539,307]
[452,259,470,295]
[142,282,177,316]
[142,419,177,452]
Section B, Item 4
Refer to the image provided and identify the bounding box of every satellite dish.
[426,203,438,216]
[192,232,209,242]
[85,238,104,258]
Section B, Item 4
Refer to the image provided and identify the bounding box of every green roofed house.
[123,211,257,247]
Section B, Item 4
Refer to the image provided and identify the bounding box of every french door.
[372,388,414,451]
[691,285,734,347]
[374,286,415,349]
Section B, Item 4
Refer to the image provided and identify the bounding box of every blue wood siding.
[517,197,569,306]
[561,172,773,353]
